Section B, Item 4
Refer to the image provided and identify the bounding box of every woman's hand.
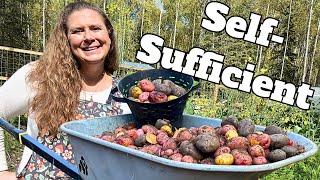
[0,170,17,180]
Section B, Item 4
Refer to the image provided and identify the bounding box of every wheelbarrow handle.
[0,118,82,180]
[111,86,128,103]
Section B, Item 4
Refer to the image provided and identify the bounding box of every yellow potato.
[215,153,234,165]
[168,95,178,101]
[225,129,239,141]
[129,86,143,98]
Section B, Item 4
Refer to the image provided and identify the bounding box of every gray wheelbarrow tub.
[60,114,318,180]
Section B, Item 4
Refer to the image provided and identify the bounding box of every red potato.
[100,134,115,142]
[162,138,177,151]
[247,133,271,149]
[127,129,138,141]
[248,145,265,157]
[139,79,155,92]
[149,91,168,103]
[227,137,249,150]
[116,136,134,147]
[138,92,150,102]
[219,124,237,136]
[175,129,193,142]
[140,144,162,155]
[162,149,174,157]
[169,153,183,162]
[156,131,170,145]
[136,129,144,136]
[214,146,231,158]
[142,125,158,135]
[252,156,268,165]
[233,153,252,165]
[231,149,250,157]
[182,155,195,163]
[189,127,199,136]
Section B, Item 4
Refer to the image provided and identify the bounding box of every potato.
[152,79,162,87]
[168,95,178,101]
[163,80,175,87]
[155,84,172,95]
[139,79,155,92]
[171,85,187,97]
[248,145,265,157]
[162,138,177,151]
[198,125,217,136]
[162,149,174,157]
[138,92,150,102]
[214,146,231,158]
[114,127,126,135]
[219,136,227,146]
[179,141,203,160]
[221,115,239,128]
[127,129,138,141]
[129,86,143,98]
[225,130,238,141]
[155,119,170,129]
[268,149,286,162]
[252,156,268,165]
[175,129,193,143]
[270,134,289,149]
[156,131,170,145]
[160,125,173,136]
[227,137,249,150]
[136,129,144,136]
[195,134,220,153]
[149,91,168,103]
[116,136,134,147]
[264,125,286,135]
[219,125,237,136]
[281,145,298,157]
[215,153,234,165]
[182,155,195,163]
[134,134,146,147]
[140,144,162,155]
[247,133,271,149]
[238,119,255,137]
[200,157,215,165]
[142,125,158,135]
[233,153,252,165]
[231,149,249,157]
[100,134,115,142]
[169,153,183,162]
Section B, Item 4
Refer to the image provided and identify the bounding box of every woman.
[0,1,130,179]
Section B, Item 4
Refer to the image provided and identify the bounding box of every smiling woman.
[0,1,130,179]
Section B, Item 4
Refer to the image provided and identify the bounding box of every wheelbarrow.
[59,114,318,180]
[0,118,82,179]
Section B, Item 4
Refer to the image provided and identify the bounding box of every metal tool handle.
[0,118,81,180]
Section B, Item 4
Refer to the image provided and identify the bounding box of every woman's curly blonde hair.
[27,1,118,136]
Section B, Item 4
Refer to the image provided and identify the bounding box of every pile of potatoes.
[128,79,186,103]
[95,116,305,165]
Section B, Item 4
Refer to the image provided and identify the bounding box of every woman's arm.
[0,63,33,172]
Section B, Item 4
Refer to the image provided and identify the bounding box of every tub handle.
[111,86,128,103]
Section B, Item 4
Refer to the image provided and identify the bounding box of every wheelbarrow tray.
[60,114,318,180]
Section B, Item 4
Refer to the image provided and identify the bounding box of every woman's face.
[67,9,111,66]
